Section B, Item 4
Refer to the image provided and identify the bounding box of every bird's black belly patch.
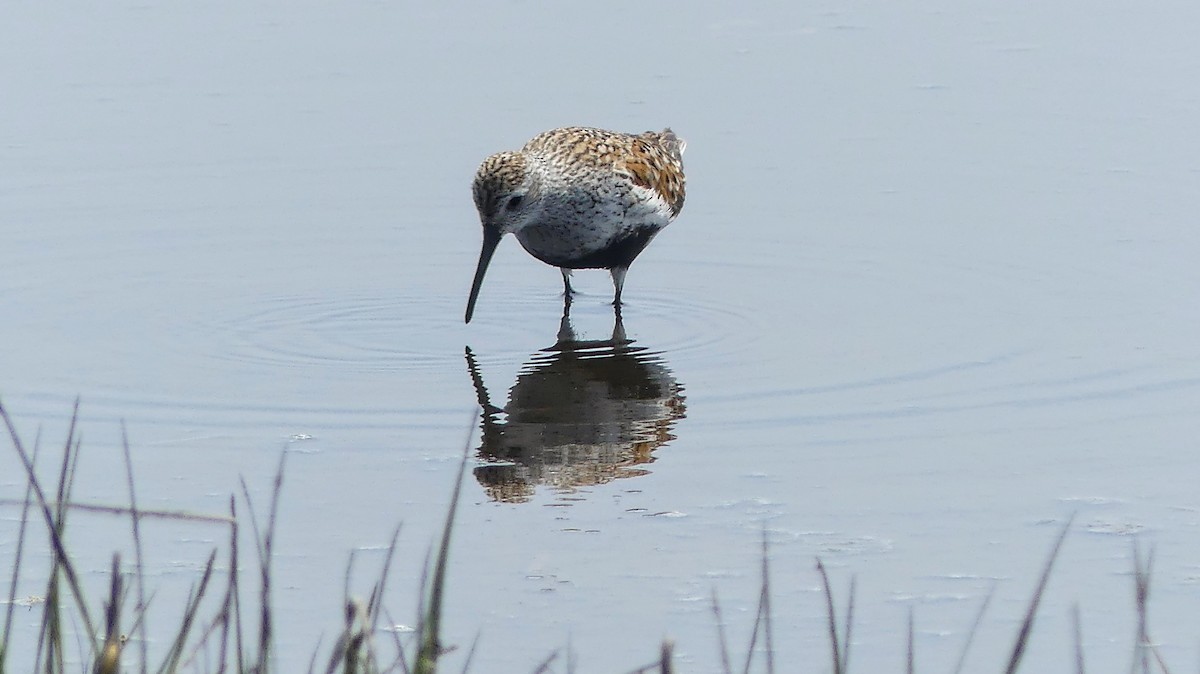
[536,226,661,270]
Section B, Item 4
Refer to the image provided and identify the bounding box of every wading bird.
[465,126,686,323]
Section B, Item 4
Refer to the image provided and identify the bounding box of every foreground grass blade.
[1071,603,1086,674]
[949,582,995,674]
[240,450,287,673]
[905,606,914,674]
[93,554,123,674]
[815,559,843,674]
[1,422,38,668]
[1002,516,1073,674]
[120,423,150,674]
[1,401,99,656]
[415,414,476,674]
[710,588,733,674]
[760,532,774,674]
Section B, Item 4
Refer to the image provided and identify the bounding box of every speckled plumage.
[465,126,686,323]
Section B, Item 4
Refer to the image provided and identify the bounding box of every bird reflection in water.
[464,307,686,503]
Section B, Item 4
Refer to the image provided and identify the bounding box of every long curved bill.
[465,227,502,323]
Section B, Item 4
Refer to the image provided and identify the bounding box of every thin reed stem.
[1002,516,1073,674]
[120,423,150,674]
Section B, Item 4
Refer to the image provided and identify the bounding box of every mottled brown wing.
[621,133,686,217]
[523,127,687,216]
[523,127,627,169]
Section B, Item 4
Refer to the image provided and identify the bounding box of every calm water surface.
[4,2,1200,671]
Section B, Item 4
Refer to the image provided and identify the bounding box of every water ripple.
[204,292,507,373]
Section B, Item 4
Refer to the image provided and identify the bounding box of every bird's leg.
[560,269,574,318]
[610,266,628,307]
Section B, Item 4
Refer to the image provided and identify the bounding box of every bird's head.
[472,151,540,235]
[466,151,541,323]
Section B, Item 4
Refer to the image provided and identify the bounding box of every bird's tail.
[657,128,686,161]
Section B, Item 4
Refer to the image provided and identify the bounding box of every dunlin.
[465,126,686,323]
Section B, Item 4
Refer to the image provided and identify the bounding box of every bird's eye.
[506,195,523,211]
